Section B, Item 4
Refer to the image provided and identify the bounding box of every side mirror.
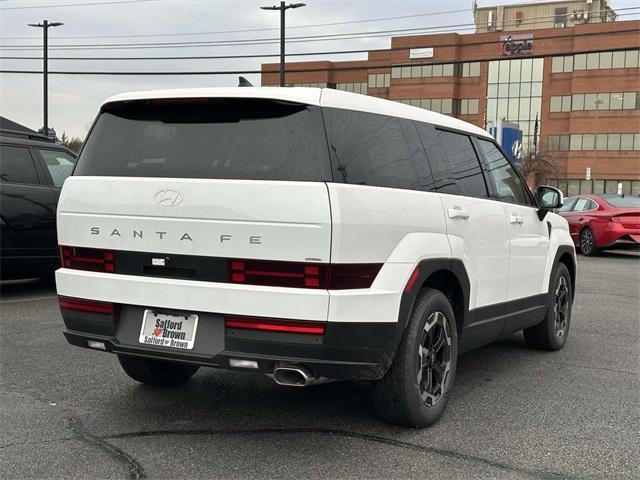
[535,185,564,220]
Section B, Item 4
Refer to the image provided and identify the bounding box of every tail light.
[58,296,116,314]
[610,216,622,223]
[228,259,381,290]
[60,246,115,273]
[225,315,325,335]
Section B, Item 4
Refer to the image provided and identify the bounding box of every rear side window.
[75,99,331,181]
[436,130,488,198]
[0,145,39,184]
[38,149,76,187]
[323,108,429,190]
[558,197,577,212]
[573,198,594,211]
[476,138,532,205]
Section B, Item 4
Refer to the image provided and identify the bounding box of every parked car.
[0,127,77,280]
[558,193,640,255]
[56,88,575,427]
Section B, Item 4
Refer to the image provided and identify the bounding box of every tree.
[59,131,83,153]
[518,148,559,187]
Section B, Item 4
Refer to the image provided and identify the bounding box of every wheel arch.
[393,259,470,355]
[553,246,576,302]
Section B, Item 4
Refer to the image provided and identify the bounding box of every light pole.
[260,2,305,87]
[28,20,63,137]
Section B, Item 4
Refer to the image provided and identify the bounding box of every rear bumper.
[61,304,397,380]
[598,226,640,249]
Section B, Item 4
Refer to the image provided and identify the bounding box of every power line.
[1,6,637,50]
[0,0,167,10]
[0,7,471,39]
[1,41,636,76]
[1,15,638,59]
[0,0,557,39]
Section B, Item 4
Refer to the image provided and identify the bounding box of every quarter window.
[38,149,77,187]
[0,145,39,184]
[324,108,424,190]
[476,139,530,205]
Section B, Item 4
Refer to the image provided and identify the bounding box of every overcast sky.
[0,0,638,138]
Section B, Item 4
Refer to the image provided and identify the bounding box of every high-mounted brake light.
[60,246,115,273]
[149,97,209,105]
[228,259,382,290]
[58,296,116,315]
[225,315,325,335]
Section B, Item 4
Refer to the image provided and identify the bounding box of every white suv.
[56,87,576,427]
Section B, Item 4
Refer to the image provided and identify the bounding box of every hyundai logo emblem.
[155,189,184,207]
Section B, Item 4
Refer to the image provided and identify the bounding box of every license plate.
[138,310,199,350]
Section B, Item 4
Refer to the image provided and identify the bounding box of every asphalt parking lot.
[1,252,638,480]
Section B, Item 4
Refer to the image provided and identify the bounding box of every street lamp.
[28,20,63,137]
[260,2,305,87]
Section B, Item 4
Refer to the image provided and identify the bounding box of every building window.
[395,98,455,114]
[291,82,328,88]
[551,133,639,151]
[552,50,640,73]
[459,98,479,115]
[367,73,390,88]
[554,7,567,28]
[390,62,457,79]
[461,62,480,77]
[336,82,368,94]
[487,58,543,149]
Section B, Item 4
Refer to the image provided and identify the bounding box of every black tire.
[524,263,573,351]
[579,227,599,256]
[118,355,199,386]
[373,288,458,428]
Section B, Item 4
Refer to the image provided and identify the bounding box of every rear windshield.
[602,195,640,207]
[74,98,331,181]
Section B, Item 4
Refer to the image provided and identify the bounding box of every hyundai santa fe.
[56,87,576,427]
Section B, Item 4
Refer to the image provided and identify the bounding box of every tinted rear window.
[75,99,331,181]
[323,108,430,190]
[602,195,640,207]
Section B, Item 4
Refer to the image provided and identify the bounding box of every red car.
[558,194,640,256]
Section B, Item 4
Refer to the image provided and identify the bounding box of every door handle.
[509,215,525,225]
[578,217,584,221]
[448,207,470,220]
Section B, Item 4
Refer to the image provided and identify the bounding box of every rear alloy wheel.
[524,263,573,351]
[373,288,458,427]
[580,227,598,256]
[118,355,199,387]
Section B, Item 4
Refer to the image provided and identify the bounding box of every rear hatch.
[57,97,333,283]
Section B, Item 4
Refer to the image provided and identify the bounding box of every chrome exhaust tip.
[273,364,313,387]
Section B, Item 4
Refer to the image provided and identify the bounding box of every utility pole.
[28,20,63,137]
[260,2,305,86]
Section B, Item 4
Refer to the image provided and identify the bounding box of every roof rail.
[0,128,54,142]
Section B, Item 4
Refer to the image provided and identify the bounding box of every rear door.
[58,98,333,285]
[415,124,511,348]
[0,143,57,270]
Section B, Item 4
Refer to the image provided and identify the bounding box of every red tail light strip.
[60,246,115,273]
[229,259,381,290]
[58,296,116,314]
[225,315,325,335]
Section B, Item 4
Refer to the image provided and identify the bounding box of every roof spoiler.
[238,76,253,87]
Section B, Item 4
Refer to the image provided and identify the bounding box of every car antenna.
[238,76,253,87]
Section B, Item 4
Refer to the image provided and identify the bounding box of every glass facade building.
[486,58,543,152]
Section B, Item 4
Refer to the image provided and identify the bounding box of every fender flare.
[550,245,577,302]
[392,258,470,353]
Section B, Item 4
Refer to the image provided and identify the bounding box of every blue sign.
[502,126,523,165]
[490,121,523,165]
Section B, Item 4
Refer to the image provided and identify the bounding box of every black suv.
[0,120,77,280]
